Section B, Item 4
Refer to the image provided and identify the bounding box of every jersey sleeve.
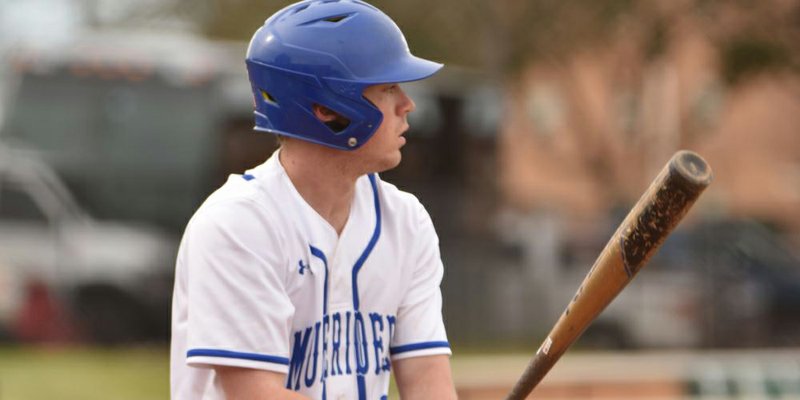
[390,201,451,360]
[181,199,294,373]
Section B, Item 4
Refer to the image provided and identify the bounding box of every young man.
[170,1,456,399]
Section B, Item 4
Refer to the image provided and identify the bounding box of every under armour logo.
[298,260,310,275]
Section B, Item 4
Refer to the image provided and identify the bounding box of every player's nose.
[398,86,416,115]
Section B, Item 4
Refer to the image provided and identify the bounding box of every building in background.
[494,2,800,348]
[498,1,800,231]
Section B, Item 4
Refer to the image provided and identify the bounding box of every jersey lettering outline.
[287,310,421,392]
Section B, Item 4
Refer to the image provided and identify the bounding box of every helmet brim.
[360,55,443,85]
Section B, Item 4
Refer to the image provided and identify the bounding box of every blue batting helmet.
[245,0,443,150]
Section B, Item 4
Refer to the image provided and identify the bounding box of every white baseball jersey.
[170,150,451,400]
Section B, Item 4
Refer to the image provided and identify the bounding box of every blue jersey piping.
[352,173,382,311]
[352,173,382,400]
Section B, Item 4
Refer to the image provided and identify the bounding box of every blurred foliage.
[199,0,798,85]
[198,0,637,76]
[103,0,799,84]
[721,37,792,85]
[704,0,800,85]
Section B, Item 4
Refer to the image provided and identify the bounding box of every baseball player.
[170,1,456,399]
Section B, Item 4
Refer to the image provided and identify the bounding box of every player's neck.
[279,141,360,235]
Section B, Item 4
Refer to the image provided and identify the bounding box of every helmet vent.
[293,4,309,13]
[260,89,278,104]
[298,12,354,26]
[323,15,349,23]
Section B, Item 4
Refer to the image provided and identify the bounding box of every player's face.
[354,83,416,172]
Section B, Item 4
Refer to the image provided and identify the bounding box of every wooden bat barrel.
[505,150,713,400]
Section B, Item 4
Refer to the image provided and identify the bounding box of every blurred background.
[1,0,799,398]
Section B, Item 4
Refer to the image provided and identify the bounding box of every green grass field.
[0,345,529,399]
[0,345,427,399]
[0,346,170,400]
[3,345,796,399]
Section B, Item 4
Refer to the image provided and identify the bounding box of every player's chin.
[374,151,403,173]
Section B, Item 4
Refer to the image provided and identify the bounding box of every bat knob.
[671,150,713,188]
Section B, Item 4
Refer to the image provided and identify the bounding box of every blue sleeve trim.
[389,341,450,355]
[187,349,289,365]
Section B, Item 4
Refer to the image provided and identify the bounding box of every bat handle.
[505,351,552,400]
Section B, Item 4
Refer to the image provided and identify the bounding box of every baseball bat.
[506,150,713,400]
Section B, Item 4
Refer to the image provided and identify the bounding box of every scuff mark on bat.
[619,164,706,277]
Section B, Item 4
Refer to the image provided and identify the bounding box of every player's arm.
[393,355,457,400]
[216,367,310,400]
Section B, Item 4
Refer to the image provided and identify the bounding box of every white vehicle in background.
[0,144,177,343]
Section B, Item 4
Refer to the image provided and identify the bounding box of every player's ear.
[312,104,337,122]
[312,104,351,132]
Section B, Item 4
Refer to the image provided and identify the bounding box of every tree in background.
[94,0,797,86]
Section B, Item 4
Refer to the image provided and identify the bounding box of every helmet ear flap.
[249,60,381,149]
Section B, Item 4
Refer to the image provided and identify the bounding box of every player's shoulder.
[372,175,440,251]
[186,158,284,235]
[372,174,430,222]
[374,175,419,205]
